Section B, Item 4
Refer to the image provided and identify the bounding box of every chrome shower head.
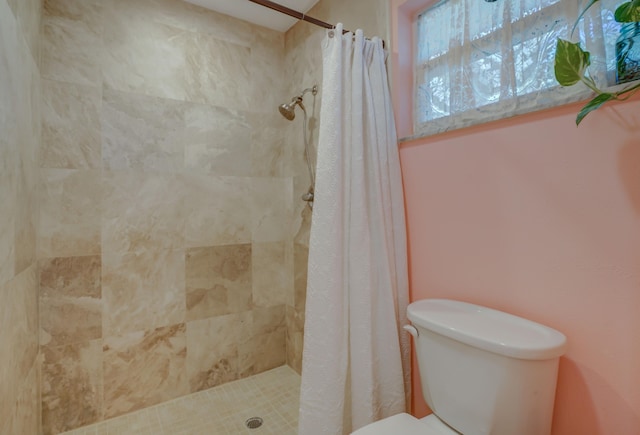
[279,98,302,121]
[278,85,318,121]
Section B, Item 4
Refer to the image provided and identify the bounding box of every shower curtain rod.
[249,0,336,31]
[248,0,385,47]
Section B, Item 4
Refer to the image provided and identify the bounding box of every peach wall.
[391,1,640,434]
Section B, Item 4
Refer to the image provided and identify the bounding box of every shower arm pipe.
[247,0,385,48]
[299,86,317,98]
[292,85,318,105]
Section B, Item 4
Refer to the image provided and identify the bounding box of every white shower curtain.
[298,24,410,435]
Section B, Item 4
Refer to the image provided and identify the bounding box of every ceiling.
[184,0,321,32]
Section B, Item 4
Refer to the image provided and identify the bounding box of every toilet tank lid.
[407,299,567,360]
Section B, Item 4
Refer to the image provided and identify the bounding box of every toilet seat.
[352,413,460,435]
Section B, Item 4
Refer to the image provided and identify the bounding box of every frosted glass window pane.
[417,66,450,123]
[412,0,614,137]
[468,2,502,41]
[417,2,456,62]
[513,22,566,95]
[468,54,502,107]
[511,0,561,20]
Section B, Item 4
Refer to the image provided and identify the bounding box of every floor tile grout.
[60,365,300,435]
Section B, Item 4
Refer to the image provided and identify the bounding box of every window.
[414,0,625,136]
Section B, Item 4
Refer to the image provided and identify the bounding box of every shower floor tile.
[61,365,301,435]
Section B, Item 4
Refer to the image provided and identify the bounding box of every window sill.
[400,84,597,143]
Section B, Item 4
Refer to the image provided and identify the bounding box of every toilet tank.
[408,299,567,435]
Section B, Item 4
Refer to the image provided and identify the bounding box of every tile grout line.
[60,365,300,435]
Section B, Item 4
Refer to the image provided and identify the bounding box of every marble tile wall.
[282,0,390,373]
[35,0,391,431]
[38,0,292,433]
[0,0,43,433]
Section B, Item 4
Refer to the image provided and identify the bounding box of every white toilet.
[354,299,567,435]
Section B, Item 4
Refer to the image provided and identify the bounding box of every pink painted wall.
[391,1,640,434]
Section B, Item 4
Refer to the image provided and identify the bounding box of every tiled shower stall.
[38,0,295,432]
[0,0,389,433]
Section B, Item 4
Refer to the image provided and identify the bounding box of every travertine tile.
[184,103,251,176]
[39,169,102,258]
[252,242,292,307]
[236,311,255,378]
[101,0,189,101]
[285,305,304,374]
[186,314,242,392]
[0,1,40,434]
[0,320,16,433]
[101,89,185,172]
[0,266,38,432]
[41,79,102,169]
[252,329,286,376]
[185,279,227,321]
[240,306,286,376]
[102,249,185,336]
[44,0,103,32]
[149,0,255,48]
[247,29,286,114]
[6,265,38,380]
[0,0,19,289]
[16,0,42,63]
[103,324,188,419]
[6,0,17,16]
[33,0,321,429]
[290,195,310,373]
[59,365,300,435]
[249,112,287,177]
[185,244,251,321]
[41,0,103,86]
[39,256,102,347]
[101,171,185,255]
[14,153,38,275]
[182,32,252,110]
[293,175,313,245]
[42,340,103,434]
[95,407,163,435]
[251,25,285,59]
[252,305,286,335]
[13,34,40,276]
[5,358,40,435]
[184,174,253,248]
[154,394,213,433]
[252,177,292,243]
[0,171,16,287]
[293,243,308,312]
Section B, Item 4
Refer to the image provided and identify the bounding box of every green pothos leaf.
[614,0,640,22]
[576,93,616,125]
[554,39,591,87]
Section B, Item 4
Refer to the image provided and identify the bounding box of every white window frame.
[412,0,625,137]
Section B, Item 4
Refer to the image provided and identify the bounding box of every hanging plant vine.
[554,0,640,124]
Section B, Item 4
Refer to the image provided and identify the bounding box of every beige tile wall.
[0,0,42,434]
[33,0,391,431]
[282,0,390,373]
[38,0,294,433]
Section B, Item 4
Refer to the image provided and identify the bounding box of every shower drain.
[245,416,264,429]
